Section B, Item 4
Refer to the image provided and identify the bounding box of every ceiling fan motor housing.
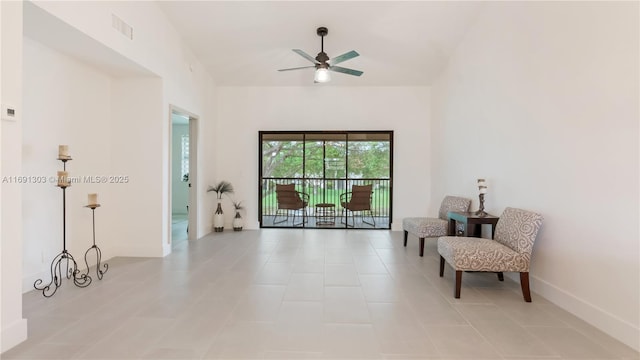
[316,27,328,37]
[315,52,330,63]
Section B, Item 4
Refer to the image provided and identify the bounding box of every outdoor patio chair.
[274,183,309,226]
[340,184,375,227]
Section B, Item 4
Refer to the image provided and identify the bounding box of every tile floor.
[172,214,188,247]
[3,230,638,360]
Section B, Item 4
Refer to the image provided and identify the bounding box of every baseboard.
[1,318,27,353]
[530,274,639,351]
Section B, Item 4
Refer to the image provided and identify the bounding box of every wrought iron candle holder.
[84,203,108,280]
[475,178,488,217]
[34,156,92,298]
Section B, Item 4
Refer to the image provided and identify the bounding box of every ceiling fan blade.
[330,65,363,77]
[278,66,316,72]
[292,49,318,64]
[329,50,359,65]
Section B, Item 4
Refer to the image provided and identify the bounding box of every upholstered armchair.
[402,196,471,256]
[438,207,543,302]
[274,183,309,226]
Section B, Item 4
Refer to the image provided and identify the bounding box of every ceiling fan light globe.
[314,68,331,83]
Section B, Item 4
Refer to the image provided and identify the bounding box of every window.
[181,134,189,182]
[259,131,393,229]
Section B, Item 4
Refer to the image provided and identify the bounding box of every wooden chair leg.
[497,272,504,281]
[403,231,408,247]
[419,237,425,257]
[439,256,445,277]
[455,270,462,298]
[520,272,532,302]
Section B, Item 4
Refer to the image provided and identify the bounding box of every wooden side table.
[447,211,499,239]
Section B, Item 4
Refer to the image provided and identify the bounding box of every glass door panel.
[260,131,392,229]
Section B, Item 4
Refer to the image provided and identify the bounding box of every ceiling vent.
[111,14,133,40]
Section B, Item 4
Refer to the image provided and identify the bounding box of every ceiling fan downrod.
[316,27,329,63]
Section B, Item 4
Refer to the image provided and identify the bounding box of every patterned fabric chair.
[402,196,471,256]
[438,207,543,302]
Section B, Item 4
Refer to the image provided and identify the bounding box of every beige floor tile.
[9,230,638,360]
[269,321,325,353]
[263,351,325,359]
[324,286,371,323]
[277,301,324,323]
[426,325,502,358]
[325,263,361,286]
[252,262,293,285]
[292,257,325,273]
[2,342,90,360]
[527,326,618,359]
[324,247,354,263]
[472,319,558,357]
[354,255,390,274]
[76,317,173,359]
[204,320,274,359]
[376,248,411,264]
[229,285,286,322]
[359,274,402,302]
[500,302,569,327]
[322,323,382,359]
[453,303,514,324]
[283,273,324,301]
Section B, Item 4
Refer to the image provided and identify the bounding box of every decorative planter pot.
[233,211,243,231]
[213,202,224,232]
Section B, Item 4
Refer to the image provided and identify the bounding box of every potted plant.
[207,180,234,232]
[232,201,244,231]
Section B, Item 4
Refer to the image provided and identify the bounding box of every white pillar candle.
[88,193,98,206]
[58,145,69,158]
[57,171,69,186]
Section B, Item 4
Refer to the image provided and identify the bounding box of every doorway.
[170,107,198,247]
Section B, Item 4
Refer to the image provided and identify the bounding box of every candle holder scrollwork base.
[34,250,92,298]
[84,204,108,280]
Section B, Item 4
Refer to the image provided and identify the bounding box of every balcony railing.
[260,177,391,229]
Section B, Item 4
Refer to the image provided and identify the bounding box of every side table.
[447,211,499,239]
[315,203,336,226]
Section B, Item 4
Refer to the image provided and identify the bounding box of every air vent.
[111,14,133,40]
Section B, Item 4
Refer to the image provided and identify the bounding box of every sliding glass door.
[259,131,393,229]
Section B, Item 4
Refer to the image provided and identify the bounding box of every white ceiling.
[158,1,484,86]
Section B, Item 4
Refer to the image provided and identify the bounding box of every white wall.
[171,123,189,215]
[30,0,216,246]
[110,77,165,257]
[0,1,27,352]
[22,37,115,288]
[215,86,431,231]
[431,2,639,350]
[2,1,216,352]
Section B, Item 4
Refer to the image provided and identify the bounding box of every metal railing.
[261,177,391,228]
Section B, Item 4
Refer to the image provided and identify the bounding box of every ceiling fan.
[278,27,363,83]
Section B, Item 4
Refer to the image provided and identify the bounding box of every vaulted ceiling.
[158,1,484,86]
